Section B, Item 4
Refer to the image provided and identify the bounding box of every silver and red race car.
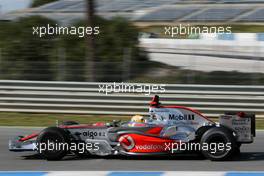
[9,95,256,161]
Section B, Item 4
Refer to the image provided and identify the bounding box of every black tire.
[233,143,241,156]
[74,148,91,158]
[37,127,70,161]
[200,127,237,161]
[72,141,91,158]
[233,147,241,156]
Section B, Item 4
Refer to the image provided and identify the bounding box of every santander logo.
[118,135,135,150]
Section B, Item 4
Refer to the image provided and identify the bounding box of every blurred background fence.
[1,33,263,84]
[0,80,263,119]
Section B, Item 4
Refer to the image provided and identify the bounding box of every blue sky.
[0,0,32,14]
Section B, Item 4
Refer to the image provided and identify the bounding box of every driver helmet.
[131,115,145,123]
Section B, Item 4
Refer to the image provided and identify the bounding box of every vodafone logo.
[118,135,135,150]
[135,144,164,150]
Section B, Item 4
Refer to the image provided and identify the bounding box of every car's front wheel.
[200,127,237,161]
[37,127,70,161]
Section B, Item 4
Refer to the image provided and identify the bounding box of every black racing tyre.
[72,141,91,158]
[233,147,241,156]
[74,151,91,158]
[37,127,70,161]
[233,143,241,156]
[200,127,237,161]
[73,146,91,158]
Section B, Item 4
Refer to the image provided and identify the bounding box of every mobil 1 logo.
[169,114,195,121]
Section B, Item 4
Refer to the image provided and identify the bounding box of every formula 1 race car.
[9,95,256,161]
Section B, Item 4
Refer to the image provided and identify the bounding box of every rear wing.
[220,112,256,143]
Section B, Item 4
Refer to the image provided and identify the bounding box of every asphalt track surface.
[0,127,264,171]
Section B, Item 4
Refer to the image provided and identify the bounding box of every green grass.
[256,119,264,129]
[0,112,263,129]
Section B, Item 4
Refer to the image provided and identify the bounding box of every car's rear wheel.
[200,127,237,161]
[233,142,241,156]
[37,127,70,161]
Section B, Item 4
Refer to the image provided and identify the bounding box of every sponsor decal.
[232,118,250,125]
[82,130,106,139]
[234,126,250,132]
[118,135,135,150]
[135,144,164,150]
[169,114,195,121]
[150,109,169,113]
[221,115,232,120]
